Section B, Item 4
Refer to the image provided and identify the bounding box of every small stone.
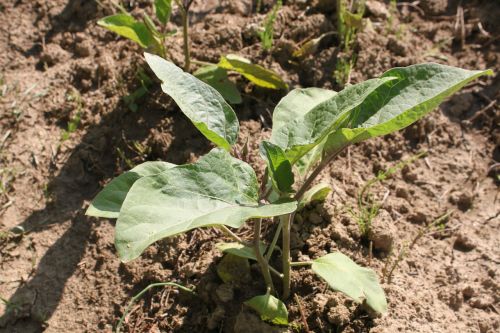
[369,210,396,253]
[408,211,427,224]
[462,285,475,299]
[365,0,390,19]
[449,192,473,211]
[453,232,476,251]
[326,304,350,326]
[39,43,68,67]
[215,284,234,303]
[395,187,409,199]
[234,310,287,333]
[227,0,253,16]
[75,40,91,57]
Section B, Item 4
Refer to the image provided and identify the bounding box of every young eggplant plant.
[86,53,492,325]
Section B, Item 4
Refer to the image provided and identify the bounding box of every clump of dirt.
[1,0,499,333]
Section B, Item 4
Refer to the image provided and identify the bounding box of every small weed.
[334,0,365,86]
[60,89,83,141]
[383,211,453,283]
[353,151,427,238]
[258,0,282,50]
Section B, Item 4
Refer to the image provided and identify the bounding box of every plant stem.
[290,261,313,267]
[218,225,252,247]
[180,8,190,71]
[254,219,275,294]
[265,217,282,261]
[294,147,346,200]
[281,213,293,299]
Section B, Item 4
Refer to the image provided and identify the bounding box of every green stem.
[265,217,282,261]
[116,282,195,333]
[290,261,313,267]
[180,8,190,71]
[281,213,293,299]
[191,59,216,67]
[254,219,276,294]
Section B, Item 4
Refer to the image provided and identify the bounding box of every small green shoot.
[61,90,83,141]
[86,52,492,325]
[354,152,426,237]
[116,282,195,333]
[258,0,282,50]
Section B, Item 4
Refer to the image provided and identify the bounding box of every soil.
[0,0,499,332]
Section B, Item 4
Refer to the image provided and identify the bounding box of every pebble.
[215,283,234,303]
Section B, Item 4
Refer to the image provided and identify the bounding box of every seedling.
[97,1,287,104]
[334,0,365,86]
[258,0,282,51]
[353,152,426,238]
[87,54,491,326]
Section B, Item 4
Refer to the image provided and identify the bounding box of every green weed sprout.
[87,53,492,326]
[258,0,282,51]
[97,1,287,105]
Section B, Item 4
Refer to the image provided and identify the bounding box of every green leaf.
[270,87,336,177]
[194,65,242,104]
[298,183,331,209]
[216,242,266,260]
[323,64,493,155]
[217,254,251,283]
[86,161,175,218]
[312,252,387,314]
[245,294,288,325]
[270,78,395,164]
[145,53,239,150]
[116,148,297,261]
[218,54,288,90]
[154,0,172,25]
[98,14,153,48]
[259,141,294,193]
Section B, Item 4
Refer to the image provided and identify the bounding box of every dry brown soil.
[0,0,499,332]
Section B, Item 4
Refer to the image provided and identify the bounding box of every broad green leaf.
[98,14,153,48]
[86,161,175,218]
[323,64,493,155]
[217,253,251,283]
[154,0,172,25]
[218,54,288,90]
[271,88,336,177]
[216,242,266,260]
[194,65,242,104]
[298,183,331,209]
[259,141,294,193]
[116,148,297,261]
[270,78,395,164]
[145,53,239,150]
[312,252,387,314]
[245,294,288,325]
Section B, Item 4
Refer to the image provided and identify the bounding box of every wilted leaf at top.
[145,53,239,150]
[312,252,387,314]
[270,77,395,164]
[86,161,175,218]
[218,54,288,90]
[154,0,172,25]
[194,65,242,104]
[259,141,294,194]
[116,148,297,262]
[245,294,288,325]
[98,14,153,48]
[323,63,493,155]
